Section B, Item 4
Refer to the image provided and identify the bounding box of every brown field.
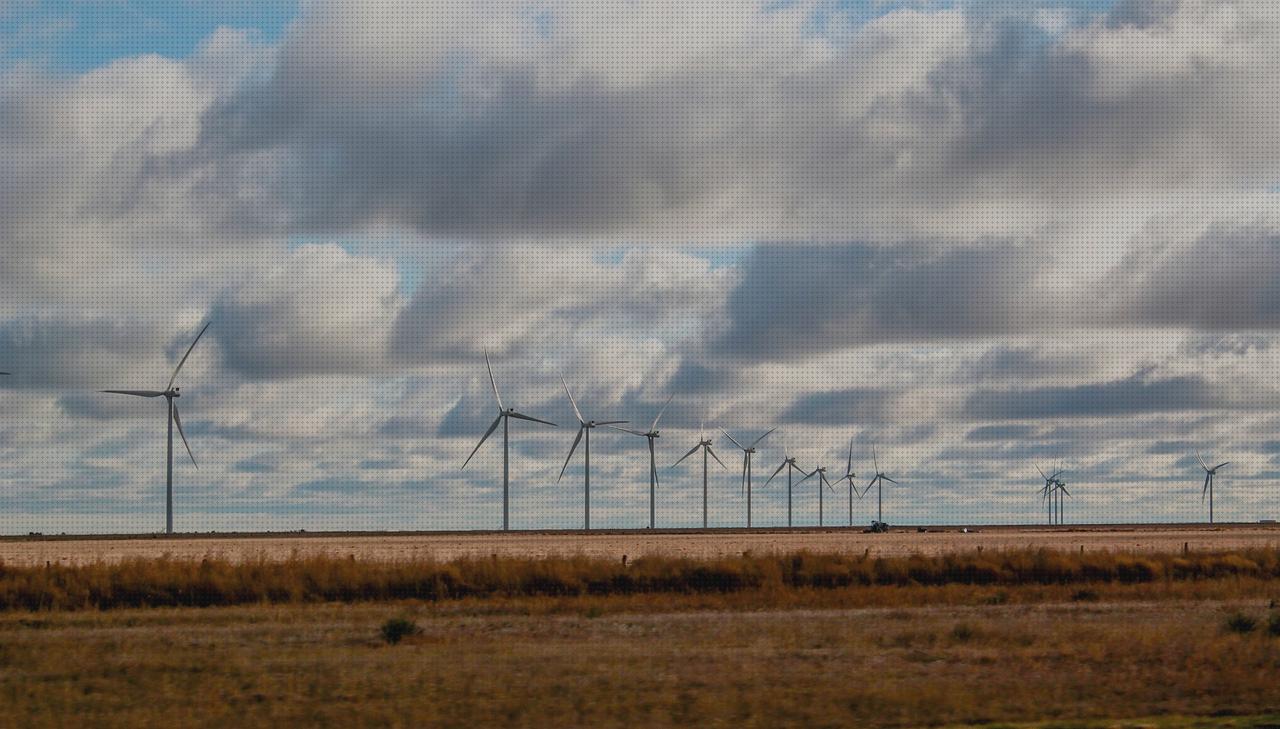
[5,537,1280,726]
[4,523,1280,566]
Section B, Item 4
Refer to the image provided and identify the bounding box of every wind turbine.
[722,428,775,528]
[832,438,858,527]
[672,421,727,528]
[1196,453,1229,524]
[101,321,210,535]
[764,443,806,528]
[608,395,673,529]
[798,463,837,527]
[558,377,626,530]
[864,447,898,525]
[1036,465,1062,526]
[460,351,557,531]
[1053,477,1071,525]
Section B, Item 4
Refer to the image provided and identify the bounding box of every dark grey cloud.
[966,424,1040,442]
[963,371,1271,421]
[781,388,897,426]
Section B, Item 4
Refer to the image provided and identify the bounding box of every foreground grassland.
[1,550,1280,727]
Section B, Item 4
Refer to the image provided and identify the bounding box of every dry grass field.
[3,531,1280,727]
[3,524,1278,566]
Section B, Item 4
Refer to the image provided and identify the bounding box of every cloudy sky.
[1,0,1279,533]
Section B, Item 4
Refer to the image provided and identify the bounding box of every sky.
[1,0,1279,533]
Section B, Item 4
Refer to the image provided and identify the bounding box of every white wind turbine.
[764,441,806,528]
[1196,453,1230,524]
[101,321,211,535]
[558,377,626,530]
[671,421,728,529]
[832,438,859,527]
[722,428,775,528]
[608,395,673,529]
[799,461,837,527]
[460,351,557,531]
[864,446,898,525]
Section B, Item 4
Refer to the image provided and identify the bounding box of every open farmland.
[2,524,1278,566]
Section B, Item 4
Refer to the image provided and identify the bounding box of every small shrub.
[1224,612,1258,634]
[950,623,975,642]
[1268,613,1280,637]
[985,591,1009,605]
[380,617,419,645]
[1071,589,1100,602]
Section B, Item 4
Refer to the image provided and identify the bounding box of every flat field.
[3,523,1279,566]
[3,530,1280,727]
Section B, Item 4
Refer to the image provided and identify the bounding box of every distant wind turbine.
[1053,477,1071,525]
[832,438,858,527]
[672,421,727,528]
[1036,465,1063,526]
[764,444,806,528]
[864,447,898,525]
[1196,453,1229,524]
[608,395,673,529]
[558,377,626,530]
[101,321,211,535]
[722,428,775,528]
[460,351,557,531]
[798,463,837,527]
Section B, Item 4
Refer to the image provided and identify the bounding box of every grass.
[2,599,1280,727]
[5,547,1280,611]
[4,548,1280,726]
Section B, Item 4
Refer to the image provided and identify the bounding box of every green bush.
[1224,612,1258,634]
[381,617,419,645]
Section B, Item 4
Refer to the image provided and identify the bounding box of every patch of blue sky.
[0,0,296,72]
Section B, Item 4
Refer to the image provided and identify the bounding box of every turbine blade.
[597,421,629,427]
[172,405,197,469]
[606,425,646,437]
[1059,485,1071,497]
[649,438,659,490]
[484,350,504,411]
[750,427,777,448]
[825,474,835,492]
[650,394,673,432]
[722,429,745,451]
[873,446,879,474]
[0,372,9,376]
[101,390,166,397]
[847,438,854,475]
[1215,462,1230,471]
[508,411,557,427]
[883,477,898,484]
[462,416,503,469]
[1202,472,1211,499]
[559,426,585,481]
[1037,465,1047,481]
[561,376,584,424]
[797,469,815,484]
[765,460,787,486]
[167,320,211,391]
[1197,452,1209,471]
[672,443,700,467]
[707,447,727,469]
[741,452,749,495]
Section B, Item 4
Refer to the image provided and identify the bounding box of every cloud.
[963,371,1276,421]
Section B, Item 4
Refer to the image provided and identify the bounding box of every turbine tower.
[722,428,775,528]
[864,447,898,525]
[608,395,673,529]
[460,351,557,531]
[558,377,626,530]
[832,438,858,527]
[764,444,805,528]
[672,422,727,528]
[799,464,837,527]
[101,321,210,535]
[1196,453,1229,524]
[1054,477,1071,525]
